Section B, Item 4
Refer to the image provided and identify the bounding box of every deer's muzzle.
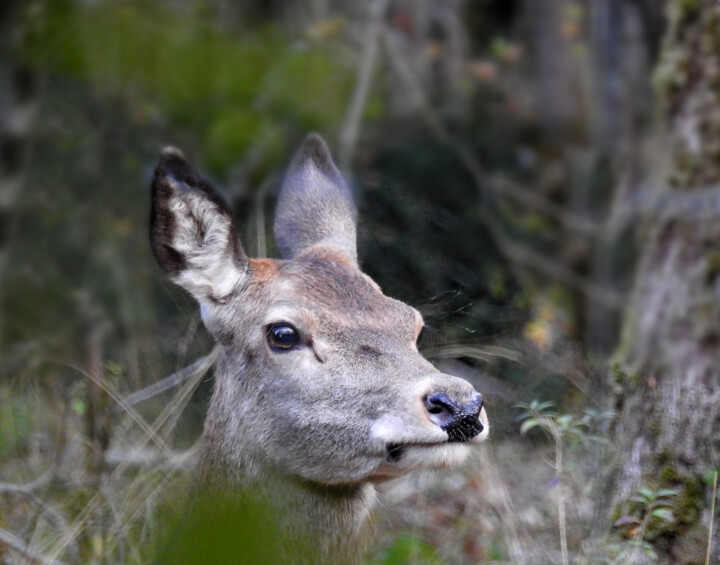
[424,391,484,442]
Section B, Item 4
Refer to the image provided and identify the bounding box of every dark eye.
[266,323,301,351]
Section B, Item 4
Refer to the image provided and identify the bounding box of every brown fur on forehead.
[282,250,418,333]
[249,258,280,284]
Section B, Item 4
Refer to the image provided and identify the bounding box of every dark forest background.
[1,1,718,564]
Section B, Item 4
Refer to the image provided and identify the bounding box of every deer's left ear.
[150,148,248,304]
[274,134,358,265]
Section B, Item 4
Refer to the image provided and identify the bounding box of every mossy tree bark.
[603,2,720,562]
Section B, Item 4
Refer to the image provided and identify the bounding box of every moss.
[672,476,704,526]
[609,363,641,389]
[656,450,673,467]
[643,418,662,443]
[660,464,680,483]
[612,469,706,554]
[643,473,704,543]
[705,252,720,283]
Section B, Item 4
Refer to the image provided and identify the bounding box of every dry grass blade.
[0,526,69,565]
[121,345,219,408]
[65,361,172,456]
[707,470,717,565]
[0,468,53,493]
[38,350,215,562]
[423,344,522,364]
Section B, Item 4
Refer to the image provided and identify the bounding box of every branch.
[612,184,720,228]
[489,173,601,237]
[503,239,624,309]
[338,0,389,170]
[0,469,52,494]
[383,28,625,309]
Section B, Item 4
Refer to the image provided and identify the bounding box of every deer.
[149,134,489,563]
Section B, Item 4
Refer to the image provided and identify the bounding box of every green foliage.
[612,487,679,562]
[368,533,442,565]
[18,0,354,174]
[515,400,613,447]
[155,491,287,565]
[515,400,615,565]
[0,387,33,458]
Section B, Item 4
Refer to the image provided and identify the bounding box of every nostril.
[424,393,459,416]
[424,390,486,443]
[424,393,460,428]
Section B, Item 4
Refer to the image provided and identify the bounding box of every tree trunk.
[603,2,720,563]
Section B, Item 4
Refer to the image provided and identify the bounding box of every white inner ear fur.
[167,178,243,301]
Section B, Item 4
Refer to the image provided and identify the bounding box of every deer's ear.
[274,134,357,264]
[150,147,248,304]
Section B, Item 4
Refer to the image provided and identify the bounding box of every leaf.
[655,489,679,498]
[520,419,539,435]
[73,399,86,416]
[650,508,674,523]
[641,542,658,559]
[513,410,531,422]
[613,515,640,527]
[638,488,655,501]
[556,414,573,428]
[534,400,556,412]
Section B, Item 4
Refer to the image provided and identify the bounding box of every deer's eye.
[266,323,301,351]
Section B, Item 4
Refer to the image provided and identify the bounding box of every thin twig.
[503,238,624,309]
[383,28,625,309]
[490,173,601,237]
[707,470,717,565]
[0,526,69,565]
[0,469,53,494]
[338,0,389,170]
[45,348,213,561]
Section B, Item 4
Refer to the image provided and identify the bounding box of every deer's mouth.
[384,441,469,464]
[385,443,407,463]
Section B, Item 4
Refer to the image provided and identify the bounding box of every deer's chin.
[367,443,473,482]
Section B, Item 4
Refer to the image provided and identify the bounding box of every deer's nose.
[424,391,484,443]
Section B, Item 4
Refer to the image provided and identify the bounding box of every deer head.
[149,134,489,557]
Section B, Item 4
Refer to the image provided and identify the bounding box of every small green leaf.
[556,414,573,427]
[650,508,674,522]
[638,488,654,501]
[520,419,539,435]
[73,399,86,416]
[613,515,640,527]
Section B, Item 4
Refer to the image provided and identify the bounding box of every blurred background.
[1,1,718,563]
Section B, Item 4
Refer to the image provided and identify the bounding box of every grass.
[0,363,716,564]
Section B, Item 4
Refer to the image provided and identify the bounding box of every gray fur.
[275,133,358,264]
[149,135,489,564]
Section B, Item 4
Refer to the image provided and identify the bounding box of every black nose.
[424,392,484,443]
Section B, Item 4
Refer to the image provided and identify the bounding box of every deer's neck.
[268,476,376,564]
[199,444,375,564]
[200,357,376,563]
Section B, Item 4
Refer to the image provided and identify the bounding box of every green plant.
[515,400,614,565]
[613,487,679,562]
